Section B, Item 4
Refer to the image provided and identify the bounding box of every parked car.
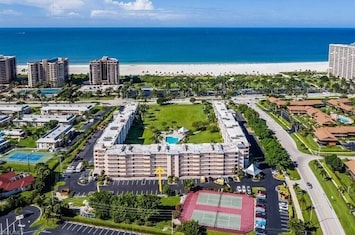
[279,202,287,206]
[242,185,246,193]
[247,185,252,194]
[307,182,313,189]
[279,205,288,210]
[255,227,266,233]
[237,186,242,193]
[256,213,267,219]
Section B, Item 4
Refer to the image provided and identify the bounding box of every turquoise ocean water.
[0,28,354,64]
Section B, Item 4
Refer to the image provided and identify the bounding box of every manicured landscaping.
[64,196,90,207]
[161,196,181,207]
[309,160,355,235]
[126,104,222,144]
[293,185,322,235]
[17,136,36,148]
[286,168,301,180]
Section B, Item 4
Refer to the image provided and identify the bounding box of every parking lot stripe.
[135,190,138,194]
[136,180,138,185]
[71,224,78,231]
[148,180,151,185]
[141,190,143,194]
[153,181,156,185]
[104,230,110,235]
[82,226,88,233]
[88,227,94,233]
[155,190,158,194]
[77,225,83,232]
[109,231,115,235]
[98,228,105,235]
[61,223,68,229]
[67,223,74,230]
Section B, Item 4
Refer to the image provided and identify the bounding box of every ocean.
[0,28,354,64]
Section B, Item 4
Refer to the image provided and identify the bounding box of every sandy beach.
[17,62,328,76]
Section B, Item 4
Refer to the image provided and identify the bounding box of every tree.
[325,154,344,172]
[89,191,113,219]
[177,220,205,235]
[183,179,196,192]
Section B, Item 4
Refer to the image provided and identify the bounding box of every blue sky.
[0,0,354,27]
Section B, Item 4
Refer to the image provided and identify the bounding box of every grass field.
[126,104,222,144]
[309,160,355,235]
[293,187,322,235]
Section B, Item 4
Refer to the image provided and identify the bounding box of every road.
[0,205,41,235]
[233,96,345,235]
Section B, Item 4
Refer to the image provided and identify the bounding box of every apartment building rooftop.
[37,124,73,144]
[14,114,75,123]
[0,104,30,112]
[96,103,138,148]
[41,103,94,112]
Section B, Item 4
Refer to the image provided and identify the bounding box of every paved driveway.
[0,205,40,235]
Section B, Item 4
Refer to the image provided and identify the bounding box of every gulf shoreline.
[17,62,328,76]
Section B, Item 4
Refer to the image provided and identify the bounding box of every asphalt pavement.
[0,205,41,235]
[41,221,138,235]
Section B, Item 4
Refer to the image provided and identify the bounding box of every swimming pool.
[166,136,180,144]
[337,115,353,124]
[41,88,61,95]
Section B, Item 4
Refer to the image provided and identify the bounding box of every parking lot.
[41,222,138,235]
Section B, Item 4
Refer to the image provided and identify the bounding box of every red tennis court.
[180,190,254,234]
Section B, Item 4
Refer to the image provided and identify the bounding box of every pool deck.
[161,130,185,145]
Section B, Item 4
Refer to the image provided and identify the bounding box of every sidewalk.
[284,175,304,221]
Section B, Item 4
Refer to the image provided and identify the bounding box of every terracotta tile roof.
[0,171,35,192]
[327,99,355,113]
[314,126,355,142]
[288,106,335,126]
[314,128,338,142]
[345,160,355,175]
[289,100,323,106]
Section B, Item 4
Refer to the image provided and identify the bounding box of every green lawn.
[286,168,301,180]
[293,187,322,235]
[127,104,222,144]
[161,196,181,207]
[64,196,90,207]
[17,136,37,148]
[309,160,355,235]
[290,134,311,154]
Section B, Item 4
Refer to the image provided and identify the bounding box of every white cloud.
[110,0,154,11]
[90,10,118,18]
[0,9,21,16]
[0,0,84,16]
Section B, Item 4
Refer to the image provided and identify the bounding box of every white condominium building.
[36,124,73,150]
[0,55,16,84]
[0,104,30,116]
[89,56,119,85]
[94,102,250,179]
[27,57,69,87]
[41,103,94,115]
[13,114,76,127]
[328,43,355,80]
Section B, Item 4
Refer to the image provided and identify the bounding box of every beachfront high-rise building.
[328,43,355,80]
[27,57,69,87]
[89,56,119,85]
[0,55,17,85]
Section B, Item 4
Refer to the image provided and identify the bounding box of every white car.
[237,186,242,193]
[279,205,288,211]
[242,185,246,193]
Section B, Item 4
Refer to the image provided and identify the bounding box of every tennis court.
[192,210,241,230]
[180,190,254,233]
[1,150,54,164]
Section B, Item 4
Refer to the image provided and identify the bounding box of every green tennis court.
[192,210,241,230]
[220,195,242,209]
[197,192,221,206]
[197,192,242,209]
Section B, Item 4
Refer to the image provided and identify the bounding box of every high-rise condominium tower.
[27,57,69,87]
[0,55,17,85]
[328,43,355,80]
[89,56,119,85]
